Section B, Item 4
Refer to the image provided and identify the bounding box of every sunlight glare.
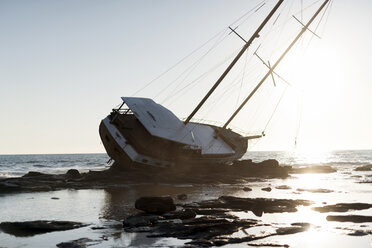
[276,40,348,152]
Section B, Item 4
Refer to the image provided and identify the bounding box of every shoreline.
[0,158,371,247]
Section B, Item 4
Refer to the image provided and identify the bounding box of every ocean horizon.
[1,150,372,178]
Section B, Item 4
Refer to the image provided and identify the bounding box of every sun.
[273,40,348,152]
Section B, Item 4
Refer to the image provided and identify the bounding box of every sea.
[0,150,371,247]
[0,150,371,178]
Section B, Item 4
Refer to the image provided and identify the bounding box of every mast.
[222,0,330,129]
[184,0,284,125]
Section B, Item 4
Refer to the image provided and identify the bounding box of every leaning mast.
[222,0,330,129]
[184,0,284,124]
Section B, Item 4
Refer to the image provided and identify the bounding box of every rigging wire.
[235,0,330,137]
[160,0,319,109]
[292,0,333,149]
[294,90,303,149]
[235,51,250,109]
[139,1,328,143]
[242,82,277,133]
[197,55,266,123]
[321,0,333,36]
[306,0,332,49]
[230,0,267,27]
[130,29,227,96]
[162,47,242,106]
[263,84,288,133]
[301,0,303,22]
[131,0,269,97]
[157,28,229,102]
[162,1,271,106]
[268,0,295,59]
[254,0,323,49]
[176,0,332,148]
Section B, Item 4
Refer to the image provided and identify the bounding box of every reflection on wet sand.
[100,184,243,220]
[0,152,371,248]
[99,185,244,247]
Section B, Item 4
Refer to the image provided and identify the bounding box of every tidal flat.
[0,152,372,247]
[1,166,372,247]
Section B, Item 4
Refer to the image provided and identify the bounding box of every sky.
[0,0,371,154]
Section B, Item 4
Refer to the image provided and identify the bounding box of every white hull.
[99,98,248,167]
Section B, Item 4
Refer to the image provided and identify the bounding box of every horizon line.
[1,148,372,156]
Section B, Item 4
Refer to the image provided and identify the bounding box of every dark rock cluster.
[0,220,87,237]
[354,165,372,171]
[0,159,291,194]
[326,215,372,223]
[121,195,314,247]
[185,196,313,217]
[312,203,372,213]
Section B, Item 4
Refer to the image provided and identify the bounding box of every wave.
[288,161,371,167]
[33,164,48,168]
[26,160,42,164]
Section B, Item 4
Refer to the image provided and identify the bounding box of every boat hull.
[99,115,247,168]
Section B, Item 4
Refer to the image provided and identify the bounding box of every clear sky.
[0,0,371,154]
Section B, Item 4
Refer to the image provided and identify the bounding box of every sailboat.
[99,0,329,168]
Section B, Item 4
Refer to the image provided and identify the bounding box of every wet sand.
[0,163,372,247]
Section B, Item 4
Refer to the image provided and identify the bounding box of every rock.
[336,227,372,236]
[243,187,253,191]
[312,203,372,213]
[193,208,229,215]
[275,185,292,190]
[148,216,258,241]
[185,196,313,217]
[326,215,372,223]
[0,181,23,193]
[177,194,187,200]
[354,165,372,171]
[0,220,87,237]
[66,169,81,179]
[90,226,105,230]
[348,230,372,236]
[262,187,272,192]
[186,239,215,247]
[57,238,101,248]
[297,188,334,193]
[162,209,196,220]
[122,196,317,247]
[135,196,176,214]
[22,171,47,178]
[0,157,293,195]
[249,243,289,247]
[291,222,315,228]
[291,166,336,174]
[123,213,163,228]
[359,180,372,184]
[261,159,279,167]
[276,226,308,235]
[232,159,290,178]
[211,236,271,246]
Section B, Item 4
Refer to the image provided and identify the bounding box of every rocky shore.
[1,158,372,247]
[0,159,291,194]
[121,196,314,247]
[120,195,372,247]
